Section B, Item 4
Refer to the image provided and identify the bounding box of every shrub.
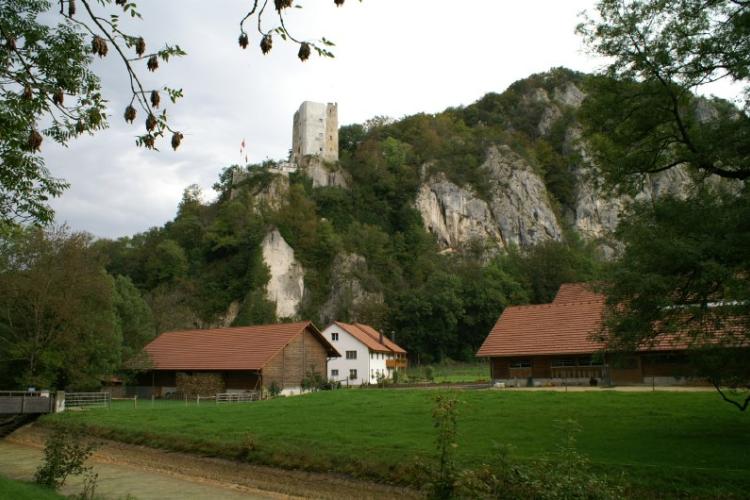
[35,428,96,490]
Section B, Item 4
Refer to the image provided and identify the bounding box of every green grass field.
[402,361,489,383]
[44,390,749,497]
[0,475,65,499]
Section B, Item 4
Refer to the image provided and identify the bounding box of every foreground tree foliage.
[0,0,184,225]
[0,226,153,389]
[581,0,750,409]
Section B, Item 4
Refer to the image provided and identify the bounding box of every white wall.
[322,324,401,385]
[323,323,370,386]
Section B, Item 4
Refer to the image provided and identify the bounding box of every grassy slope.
[0,475,65,500]
[44,390,749,496]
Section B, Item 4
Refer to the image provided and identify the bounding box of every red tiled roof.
[144,321,340,371]
[476,300,606,357]
[334,322,407,354]
[477,283,716,358]
[553,283,603,304]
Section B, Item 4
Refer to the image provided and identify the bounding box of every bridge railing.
[0,392,53,414]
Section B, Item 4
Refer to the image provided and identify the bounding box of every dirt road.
[2,425,420,499]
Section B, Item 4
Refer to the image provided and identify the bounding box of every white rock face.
[415,174,503,250]
[300,156,349,189]
[416,146,562,251]
[261,229,304,319]
[484,146,563,247]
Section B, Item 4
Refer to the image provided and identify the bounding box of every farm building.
[133,321,340,397]
[477,283,698,387]
[322,322,407,385]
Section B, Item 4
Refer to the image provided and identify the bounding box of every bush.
[34,428,96,490]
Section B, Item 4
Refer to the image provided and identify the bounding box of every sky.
[43,0,609,239]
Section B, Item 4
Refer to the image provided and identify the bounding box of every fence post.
[196,395,200,406]
[134,395,138,409]
[54,391,65,413]
[20,395,25,414]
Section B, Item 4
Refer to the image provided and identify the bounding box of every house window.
[331,369,339,377]
[510,360,531,368]
[349,369,357,380]
[346,350,357,360]
[331,332,339,341]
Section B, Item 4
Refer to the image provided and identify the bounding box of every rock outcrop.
[261,228,304,318]
[484,146,563,247]
[415,174,502,251]
[299,156,349,189]
[416,146,562,252]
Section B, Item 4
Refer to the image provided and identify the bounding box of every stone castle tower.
[292,101,338,164]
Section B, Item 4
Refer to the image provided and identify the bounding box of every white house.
[322,322,407,386]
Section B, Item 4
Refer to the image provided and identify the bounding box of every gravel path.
[2,425,421,499]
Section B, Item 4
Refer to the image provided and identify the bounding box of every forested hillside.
[94,68,617,363]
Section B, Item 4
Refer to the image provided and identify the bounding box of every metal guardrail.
[66,392,111,409]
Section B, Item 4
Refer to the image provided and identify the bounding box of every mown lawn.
[0,475,65,499]
[43,390,749,497]
[403,361,489,383]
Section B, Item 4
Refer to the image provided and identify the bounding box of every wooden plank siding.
[262,327,329,389]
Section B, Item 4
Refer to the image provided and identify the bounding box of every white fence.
[216,392,260,404]
[66,392,111,409]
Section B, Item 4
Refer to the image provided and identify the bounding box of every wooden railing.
[550,367,604,379]
[386,359,407,369]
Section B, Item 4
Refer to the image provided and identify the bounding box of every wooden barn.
[133,321,340,397]
[476,283,697,387]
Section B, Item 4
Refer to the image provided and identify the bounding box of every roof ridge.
[507,299,605,310]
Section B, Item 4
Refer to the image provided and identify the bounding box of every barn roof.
[333,322,407,354]
[144,321,340,371]
[552,282,604,304]
[476,299,607,357]
[477,283,708,358]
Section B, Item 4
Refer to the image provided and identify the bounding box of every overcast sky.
[44,0,608,239]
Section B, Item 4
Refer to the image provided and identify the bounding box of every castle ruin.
[292,101,339,164]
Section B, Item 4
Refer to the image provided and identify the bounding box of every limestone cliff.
[261,228,304,318]
[299,156,349,189]
[416,146,562,252]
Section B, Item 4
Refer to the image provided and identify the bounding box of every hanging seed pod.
[5,36,16,51]
[135,37,146,57]
[28,130,42,152]
[52,88,64,106]
[68,0,76,16]
[147,55,158,71]
[238,33,249,49]
[260,34,272,55]
[298,42,311,62]
[75,120,85,133]
[171,132,183,151]
[145,113,157,131]
[89,109,102,126]
[274,0,292,11]
[150,90,160,108]
[91,36,108,57]
[22,84,32,100]
[144,135,155,149]
[124,105,136,123]
[334,0,344,6]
